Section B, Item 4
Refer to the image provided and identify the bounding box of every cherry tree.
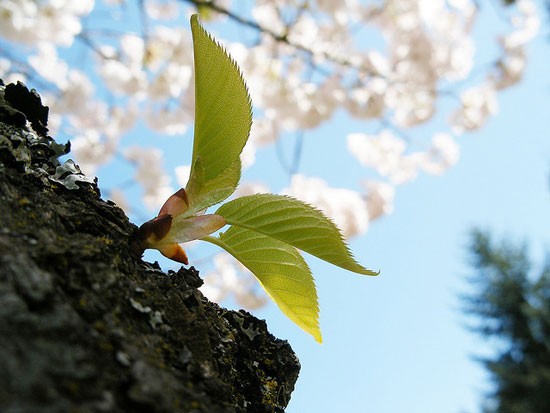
[0,0,540,305]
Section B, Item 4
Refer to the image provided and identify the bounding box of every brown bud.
[136,214,173,247]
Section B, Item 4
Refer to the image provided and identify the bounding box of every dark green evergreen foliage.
[464,230,550,413]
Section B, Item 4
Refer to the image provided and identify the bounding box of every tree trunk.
[0,81,300,413]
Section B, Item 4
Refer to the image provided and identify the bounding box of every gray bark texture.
[0,81,300,413]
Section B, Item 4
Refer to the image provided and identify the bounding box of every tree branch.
[180,0,378,76]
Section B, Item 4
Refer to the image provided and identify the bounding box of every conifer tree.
[464,230,550,413]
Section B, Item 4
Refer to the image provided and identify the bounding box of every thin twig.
[137,0,150,42]
[77,32,115,60]
[180,0,377,76]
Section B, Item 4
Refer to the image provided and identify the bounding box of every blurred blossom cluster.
[347,130,460,183]
[201,253,268,310]
[0,0,539,306]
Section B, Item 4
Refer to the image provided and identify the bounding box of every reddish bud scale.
[159,188,189,217]
[158,243,189,265]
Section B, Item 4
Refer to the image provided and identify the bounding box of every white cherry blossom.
[0,0,93,46]
[347,130,420,183]
[364,180,396,222]
[419,133,460,175]
[124,146,174,210]
[0,58,26,85]
[451,83,499,134]
[145,0,180,20]
[201,253,268,309]
[27,44,68,88]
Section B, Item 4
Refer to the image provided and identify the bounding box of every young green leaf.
[215,194,378,275]
[203,226,322,343]
[183,156,242,217]
[137,15,379,344]
[185,15,252,211]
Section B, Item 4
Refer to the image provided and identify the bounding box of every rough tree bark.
[0,81,300,413]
